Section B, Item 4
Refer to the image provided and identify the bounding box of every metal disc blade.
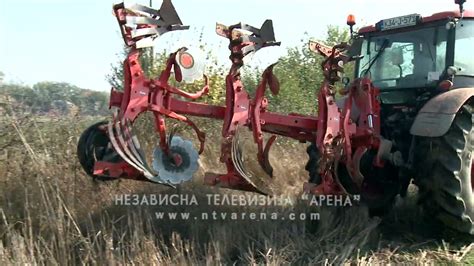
[152,136,199,184]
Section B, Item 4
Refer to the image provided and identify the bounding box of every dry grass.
[0,113,473,265]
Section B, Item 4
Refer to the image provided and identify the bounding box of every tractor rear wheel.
[305,143,399,216]
[414,103,474,234]
[305,143,321,184]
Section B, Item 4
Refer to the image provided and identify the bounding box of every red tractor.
[321,0,473,233]
[77,0,474,234]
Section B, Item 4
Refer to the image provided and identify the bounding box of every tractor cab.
[353,10,474,99]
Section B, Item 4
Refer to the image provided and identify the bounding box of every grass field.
[0,113,473,264]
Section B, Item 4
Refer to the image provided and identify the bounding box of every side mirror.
[347,37,363,61]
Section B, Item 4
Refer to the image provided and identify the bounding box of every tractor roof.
[359,9,474,34]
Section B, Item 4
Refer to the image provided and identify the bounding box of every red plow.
[78,0,383,196]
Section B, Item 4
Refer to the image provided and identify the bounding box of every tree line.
[0,81,109,116]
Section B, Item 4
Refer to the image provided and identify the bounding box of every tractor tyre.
[77,121,120,181]
[414,103,474,235]
[305,143,398,216]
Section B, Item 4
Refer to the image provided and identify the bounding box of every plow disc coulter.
[78,0,474,234]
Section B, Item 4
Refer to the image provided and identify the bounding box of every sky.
[0,0,472,91]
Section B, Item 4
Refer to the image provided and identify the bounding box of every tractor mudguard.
[410,87,474,137]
